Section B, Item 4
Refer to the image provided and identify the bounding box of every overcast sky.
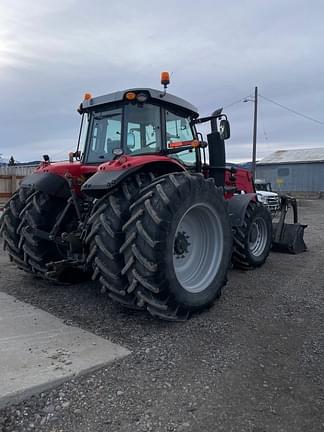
[1,0,324,163]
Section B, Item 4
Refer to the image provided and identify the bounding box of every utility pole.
[252,86,258,178]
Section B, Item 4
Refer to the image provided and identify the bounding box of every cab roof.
[81,88,199,117]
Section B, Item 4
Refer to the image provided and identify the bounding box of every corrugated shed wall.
[0,165,36,177]
[256,163,324,192]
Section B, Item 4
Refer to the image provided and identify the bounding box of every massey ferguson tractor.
[0,73,306,320]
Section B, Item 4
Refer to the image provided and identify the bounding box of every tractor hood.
[35,161,98,178]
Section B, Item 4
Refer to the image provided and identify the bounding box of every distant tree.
[8,156,15,166]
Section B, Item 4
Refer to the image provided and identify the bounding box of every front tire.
[122,173,233,321]
[232,201,272,269]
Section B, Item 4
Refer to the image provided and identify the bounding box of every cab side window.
[166,111,194,144]
[166,110,196,166]
[87,109,122,162]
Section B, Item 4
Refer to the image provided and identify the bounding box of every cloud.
[0,0,323,161]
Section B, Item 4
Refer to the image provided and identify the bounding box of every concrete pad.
[0,292,130,408]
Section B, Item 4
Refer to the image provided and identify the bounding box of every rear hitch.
[45,259,88,283]
[272,195,307,254]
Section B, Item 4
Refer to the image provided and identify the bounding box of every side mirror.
[219,119,230,140]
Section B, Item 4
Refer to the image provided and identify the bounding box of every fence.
[0,165,36,209]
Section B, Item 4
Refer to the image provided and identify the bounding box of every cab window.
[166,110,196,166]
[86,108,122,163]
[166,110,194,144]
[124,103,162,154]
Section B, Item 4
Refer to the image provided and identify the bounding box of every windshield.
[124,103,162,154]
[255,182,272,192]
[84,103,162,163]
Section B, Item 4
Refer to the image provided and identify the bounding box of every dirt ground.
[0,199,323,432]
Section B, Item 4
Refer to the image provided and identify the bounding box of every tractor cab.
[78,75,232,197]
[78,86,200,169]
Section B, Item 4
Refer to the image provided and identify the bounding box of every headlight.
[136,93,148,103]
[257,194,266,203]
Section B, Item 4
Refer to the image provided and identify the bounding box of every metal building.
[256,148,324,197]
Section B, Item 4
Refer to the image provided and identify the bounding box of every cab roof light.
[125,91,137,101]
[83,92,92,100]
[136,92,148,103]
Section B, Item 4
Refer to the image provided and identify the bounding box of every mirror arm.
[159,146,194,156]
[191,113,227,125]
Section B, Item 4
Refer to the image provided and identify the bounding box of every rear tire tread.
[123,173,231,321]
[0,188,33,272]
[87,172,155,309]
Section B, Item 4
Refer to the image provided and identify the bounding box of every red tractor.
[1,74,277,320]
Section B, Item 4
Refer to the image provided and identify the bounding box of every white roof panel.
[257,147,324,165]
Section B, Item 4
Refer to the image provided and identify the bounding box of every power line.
[259,94,324,126]
[223,95,251,110]
[258,104,270,143]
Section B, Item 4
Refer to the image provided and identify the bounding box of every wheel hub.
[248,217,268,257]
[174,231,190,257]
[250,224,258,243]
[172,203,224,294]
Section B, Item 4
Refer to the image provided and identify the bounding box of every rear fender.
[20,172,71,199]
[227,193,256,227]
[81,160,185,197]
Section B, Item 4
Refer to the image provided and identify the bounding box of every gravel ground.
[0,199,323,432]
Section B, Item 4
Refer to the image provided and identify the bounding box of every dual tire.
[91,172,233,320]
[0,188,80,280]
[85,173,273,320]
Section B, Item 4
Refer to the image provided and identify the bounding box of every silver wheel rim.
[248,217,268,257]
[173,203,224,294]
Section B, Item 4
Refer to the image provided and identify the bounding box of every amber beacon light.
[83,92,93,100]
[161,71,170,86]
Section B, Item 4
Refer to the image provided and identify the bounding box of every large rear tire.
[0,188,33,272]
[122,172,233,321]
[20,191,72,277]
[87,172,154,309]
[232,201,272,269]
